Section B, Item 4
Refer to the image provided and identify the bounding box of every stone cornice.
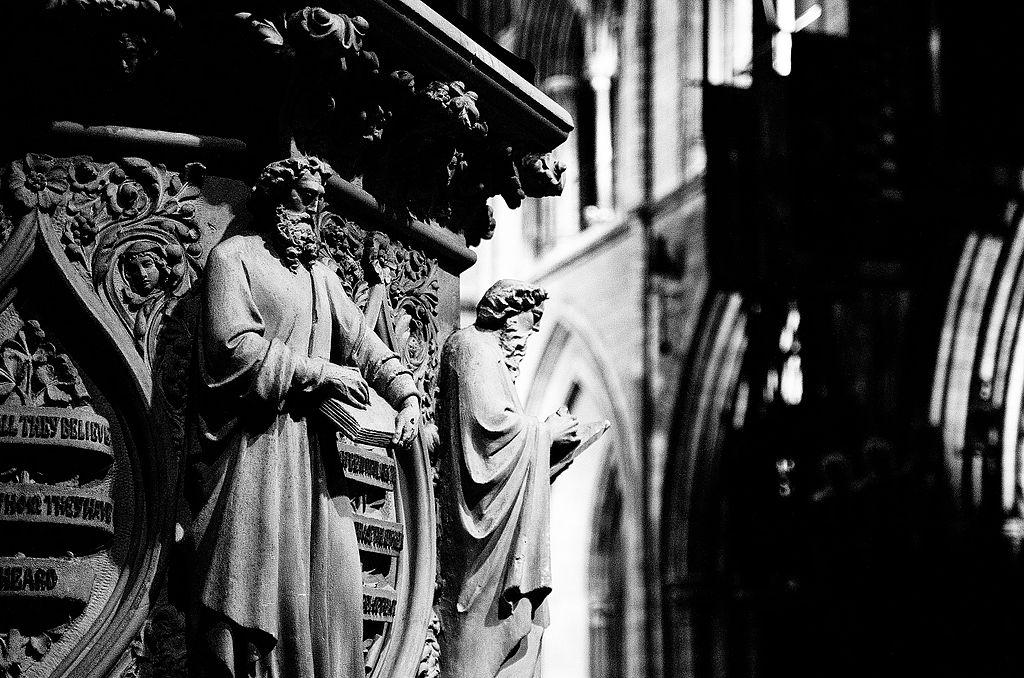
[341,0,574,149]
[34,121,478,274]
[325,173,478,274]
[2,1,573,251]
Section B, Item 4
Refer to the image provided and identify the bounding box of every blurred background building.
[430,0,1024,676]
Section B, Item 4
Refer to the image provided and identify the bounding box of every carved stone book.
[318,390,396,448]
[550,419,611,480]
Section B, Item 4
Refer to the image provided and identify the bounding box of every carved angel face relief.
[122,249,164,297]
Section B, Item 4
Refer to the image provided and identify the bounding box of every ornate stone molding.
[7,154,205,360]
[0,0,573,673]
[229,5,568,247]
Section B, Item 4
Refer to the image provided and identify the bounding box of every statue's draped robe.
[188,234,416,678]
[439,326,552,678]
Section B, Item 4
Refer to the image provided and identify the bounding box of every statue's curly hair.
[475,279,549,330]
[249,156,335,218]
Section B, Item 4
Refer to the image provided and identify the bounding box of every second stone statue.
[437,280,607,678]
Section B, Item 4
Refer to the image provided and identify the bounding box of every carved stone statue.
[437,279,583,678]
[185,156,421,677]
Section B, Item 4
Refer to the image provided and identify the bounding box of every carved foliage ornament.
[417,611,441,678]
[234,5,565,247]
[368,77,566,246]
[320,211,442,428]
[235,6,383,171]
[5,153,206,367]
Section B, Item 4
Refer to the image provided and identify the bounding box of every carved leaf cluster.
[233,5,565,247]
[0,203,11,256]
[519,152,568,198]
[417,611,441,678]
[319,211,442,425]
[0,628,63,677]
[43,0,180,79]
[0,318,94,485]
[320,211,371,310]
[366,75,566,246]
[388,244,442,422]
[0,320,90,410]
[120,597,187,678]
[235,6,383,172]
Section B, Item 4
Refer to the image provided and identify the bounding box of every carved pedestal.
[0,2,569,677]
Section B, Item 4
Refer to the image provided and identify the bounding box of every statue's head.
[250,156,335,271]
[476,279,548,379]
[121,240,172,296]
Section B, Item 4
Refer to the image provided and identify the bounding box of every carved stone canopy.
[0,1,572,250]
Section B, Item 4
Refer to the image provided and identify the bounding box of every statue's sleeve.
[201,246,328,413]
[454,333,549,490]
[324,270,418,409]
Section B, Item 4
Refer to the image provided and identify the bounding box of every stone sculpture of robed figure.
[438,280,586,678]
[185,156,420,677]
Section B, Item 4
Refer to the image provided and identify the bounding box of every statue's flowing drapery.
[187,234,415,677]
[439,325,553,678]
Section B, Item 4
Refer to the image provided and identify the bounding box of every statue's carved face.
[499,306,543,379]
[123,251,164,295]
[285,177,325,217]
[253,162,330,272]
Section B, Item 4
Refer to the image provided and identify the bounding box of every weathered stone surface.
[0,1,570,675]
[437,280,606,678]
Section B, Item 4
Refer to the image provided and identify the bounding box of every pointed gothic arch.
[660,291,749,678]
[517,306,642,678]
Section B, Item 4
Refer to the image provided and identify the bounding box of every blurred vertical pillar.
[587,17,618,220]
